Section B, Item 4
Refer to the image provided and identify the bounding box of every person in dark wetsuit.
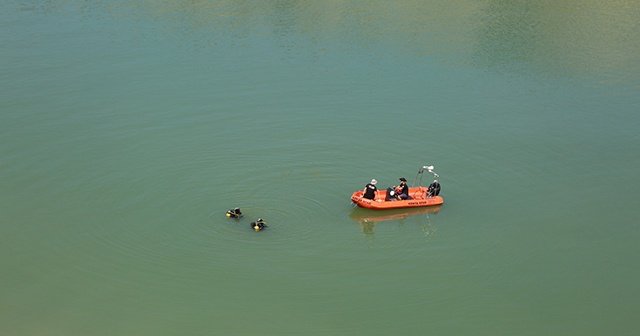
[226,207,242,218]
[394,177,409,200]
[427,179,441,197]
[251,218,267,231]
[362,179,377,199]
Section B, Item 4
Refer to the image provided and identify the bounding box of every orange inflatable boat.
[351,165,444,210]
[351,188,443,210]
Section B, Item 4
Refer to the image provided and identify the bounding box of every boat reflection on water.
[349,205,443,236]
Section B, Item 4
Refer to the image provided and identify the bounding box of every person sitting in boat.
[427,179,441,197]
[393,177,409,200]
[362,179,377,200]
[251,218,267,231]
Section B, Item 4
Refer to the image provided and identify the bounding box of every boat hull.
[351,187,443,210]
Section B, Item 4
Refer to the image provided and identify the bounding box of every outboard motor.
[427,180,441,197]
[385,187,396,201]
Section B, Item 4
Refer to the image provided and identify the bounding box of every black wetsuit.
[252,221,267,230]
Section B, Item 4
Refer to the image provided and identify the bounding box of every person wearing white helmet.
[362,179,377,199]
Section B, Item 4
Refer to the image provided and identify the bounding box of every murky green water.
[1,1,639,335]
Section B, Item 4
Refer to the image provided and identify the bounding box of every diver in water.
[251,218,267,231]
[226,207,243,219]
[427,179,441,197]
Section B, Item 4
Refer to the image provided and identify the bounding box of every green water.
[1,1,639,335]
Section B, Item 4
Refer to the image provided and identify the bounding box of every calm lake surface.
[1,1,639,335]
